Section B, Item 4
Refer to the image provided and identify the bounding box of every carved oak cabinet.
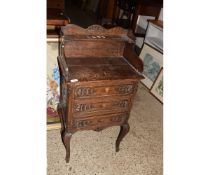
[57,24,144,163]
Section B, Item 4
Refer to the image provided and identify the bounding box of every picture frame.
[139,43,163,89]
[150,68,163,103]
[47,123,61,130]
[47,36,61,130]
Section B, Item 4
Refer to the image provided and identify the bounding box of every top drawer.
[73,82,138,99]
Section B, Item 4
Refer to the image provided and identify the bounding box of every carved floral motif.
[111,114,128,122]
[62,24,129,37]
[76,87,95,97]
[115,85,135,94]
[72,120,92,128]
[87,25,105,32]
[113,100,129,108]
[60,76,67,105]
[74,104,93,112]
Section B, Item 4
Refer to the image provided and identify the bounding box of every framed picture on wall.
[139,43,163,89]
[47,37,61,130]
[150,68,163,103]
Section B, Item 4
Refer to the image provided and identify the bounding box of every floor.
[47,83,163,175]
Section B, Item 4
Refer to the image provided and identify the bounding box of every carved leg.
[116,123,130,152]
[57,104,65,135]
[63,132,72,163]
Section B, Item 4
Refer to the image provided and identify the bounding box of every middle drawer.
[72,96,131,118]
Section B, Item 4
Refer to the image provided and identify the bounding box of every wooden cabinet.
[47,0,64,10]
[47,0,70,36]
[57,24,144,163]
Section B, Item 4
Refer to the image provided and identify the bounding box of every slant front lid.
[65,57,143,82]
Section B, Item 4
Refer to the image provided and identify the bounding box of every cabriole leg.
[62,132,72,163]
[116,123,130,152]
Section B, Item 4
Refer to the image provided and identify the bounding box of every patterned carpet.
[47,83,163,175]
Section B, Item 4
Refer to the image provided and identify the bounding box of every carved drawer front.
[73,97,131,118]
[74,83,137,99]
[71,113,128,130]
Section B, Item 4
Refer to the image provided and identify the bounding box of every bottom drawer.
[71,113,128,131]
